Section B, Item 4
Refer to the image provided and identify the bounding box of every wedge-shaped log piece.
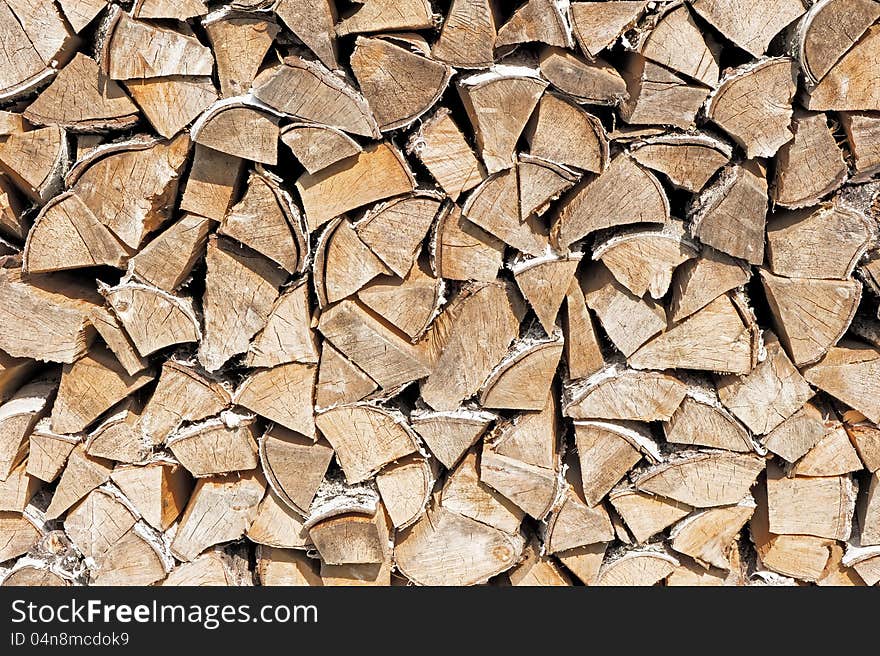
[490,391,558,471]
[570,1,646,57]
[204,13,278,98]
[253,57,379,137]
[538,47,626,105]
[609,486,691,544]
[247,489,311,550]
[669,249,751,323]
[411,408,495,470]
[479,334,562,411]
[319,299,432,391]
[352,36,451,132]
[111,462,191,531]
[496,0,570,47]
[179,144,244,221]
[315,218,390,307]
[796,0,880,84]
[766,205,873,280]
[555,155,669,249]
[715,333,812,435]
[458,68,547,174]
[509,539,573,586]
[89,522,171,585]
[806,25,880,110]
[167,414,259,477]
[309,507,390,566]
[689,161,768,265]
[85,399,147,464]
[845,546,880,585]
[817,543,864,587]
[198,237,285,372]
[281,123,361,175]
[525,94,608,173]
[51,347,154,434]
[480,448,557,520]
[841,112,880,182]
[859,474,880,546]
[421,281,523,411]
[766,464,854,540]
[336,0,433,36]
[24,192,130,274]
[220,170,305,274]
[246,280,319,368]
[670,500,755,570]
[690,0,805,57]
[408,109,484,200]
[0,125,67,204]
[0,1,70,102]
[260,426,333,515]
[790,425,863,477]
[256,546,321,585]
[0,354,38,411]
[191,99,279,165]
[563,278,604,380]
[103,12,213,80]
[274,0,337,69]
[513,253,580,334]
[0,461,41,511]
[583,263,666,358]
[432,0,498,68]
[564,364,687,422]
[88,309,148,376]
[358,262,442,342]
[315,344,377,409]
[620,56,710,130]
[24,54,138,131]
[432,202,504,282]
[162,548,252,586]
[127,213,211,292]
[139,360,230,445]
[751,477,834,581]
[802,342,880,424]
[1,567,70,587]
[845,418,880,473]
[545,456,614,553]
[574,420,659,506]
[0,268,100,363]
[634,451,765,508]
[760,270,860,366]
[27,421,78,482]
[517,155,579,220]
[376,455,434,529]
[773,111,847,209]
[641,4,719,87]
[630,134,732,193]
[594,222,698,300]
[595,547,678,586]
[395,505,525,586]
[297,143,415,232]
[171,470,265,562]
[64,487,137,560]
[315,404,418,483]
[235,363,317,439]
[125,76,218,139]
[0,174,27,241]
[70,134,190,249]
[58,0,108,32]
[132,0,207,19]
[665,387,753,453]
[102,283,200,357]
[763,402,829,464]
[44,445,112,519]
[0,512,42,562]
[706,58,797,158]
[463,170,548,256]
[556,543,607,585]
[441,448,524,534]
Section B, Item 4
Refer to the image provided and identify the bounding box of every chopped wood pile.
[1,0,880,588]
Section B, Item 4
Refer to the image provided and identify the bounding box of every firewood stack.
[0,0,879,588]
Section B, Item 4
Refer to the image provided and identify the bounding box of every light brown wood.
[314,343,377,410]
[375,454,434,529]
[766,463,854,540]
[630,134,732,193]
[564,364,687,422]
[85,399,147,464]
[259,424,332,515]
[664,386,754,453]
[411,409,494,470]
[191,99,279,166]
[275,0,337,70]
[179,144,244,221]
[790,424,863,477]
[0,379,55,480]
[670,501,755,570]
[235,363,316,439]
[841,112,880,182]
[595,547,678,586]
[127,213,212,292]
[125,76,218,139]
[167,413,259,477]
[0,125,67,204]
[204,13,278,99]
[802,342,880,424]
[497,0,569,48]
[525,93,608,174]
[315,218,390,307]
[336,0,433,37]
[806,24,880,111]
[539,46,627,105]
[0,461,41,511]
[247,489,311,550]
[64,487,137,561]
[58,0,107,33]
[431,202,505,282]
[570,1,647,58]
[690,0,806,57]
[609,485,691,545]
[620,55,710,130]
[432,0,498,68]
[111,461,191,531]
[641,4,719,87]
[281,123,361,175]
[44,445,113,519]
[358,262,442,342]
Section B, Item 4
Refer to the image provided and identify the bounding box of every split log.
[247,489,311,549]
[132,0,208,20]
[315,218,390,307]
[640,4,719,87]
[544,457,614,553]
[629,293,759,375]
[431,202,505,282]
[802,342,880,424]
[179,144,244,221]
[845,418,880,474]
[191,98,280,165]
[670,500,755,570]
[408,109,484,200]
[89,522,172,585]
[204,12,278,99]
[630,134,732,193]
[0,461,41,511]
[58,0,108,33]
[508,539,572,586]
[669,248,751,323]
[336,0,433,37]
[664,385,754,453]
[170,470,265,562]
[44,445,113,519]
[841,112,880,182]
[315,344,377,409]
[620,55,710,130]
[246,280,319,368]
[274,0,337,70]
[790,424,863,477]
[538,47,627,105]
[517,155,579,220]
[162,548,251,586]
[0,379,55,479]
[765,463,855,540]
[64,487,137,561]
[88,308,148,376]
[111,461,191,531]
[762,402,830,464]
[27,421,78,482]
[556,543,607,585]
[411,408,495,470]
[525,93,608,173]
[259,425,332,514]
[357,262,442,342]
[859,474,880,546]
[235,363,316,438]
[0,125,67,204]
[594,546,678,586]
[376,454,435,529]
[457,68,548,174]
[497,0,569,48]
[432,0,499,68]
[688,161,768,265]
[805,25,880,111]
[85,399,148,464]
[127,213,212,292]
[609,486,691,545]
[690,0,806,57]
[0,511,43,562]
[760,270,860,366]
[705,58,798,159]
[633,451,765,508]
[124,76,218,139]
[281,123,361,176]
[563,278,604,380]
[513,254,580,334]
[256,547,321,586]
[554,154,669,250]
[570,1,647,58]
[166,413,259,477]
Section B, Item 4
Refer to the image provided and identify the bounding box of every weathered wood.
[805,25,880,111]
[766,463,855,540]
[539,47,627,105]
[802,342,880,424]
[620,55,710,130]
[235,363,317,439]
[570,2,647,58]
[691,0,805,57]
[564,364,687,422]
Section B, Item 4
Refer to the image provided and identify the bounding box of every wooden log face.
[0,0,878,588]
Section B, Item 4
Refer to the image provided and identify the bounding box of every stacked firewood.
[0,0,879,587]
